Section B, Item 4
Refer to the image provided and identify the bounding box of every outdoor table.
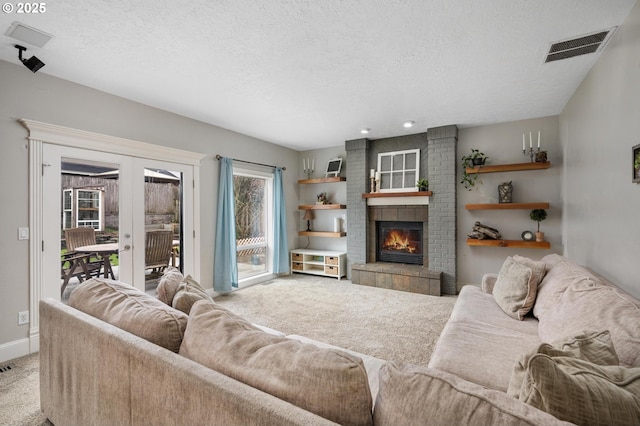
[74,243,118,280]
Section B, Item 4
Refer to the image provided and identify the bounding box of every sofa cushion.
[428,285,540,392]
[508,330,619,397]
[171,275,214,314]
[533,254,602,320]
[493,256,538,320]
[69,278,188,352]
[538,279,640,367]
[373,362,571,426]
[180,300,373,426]
[515,354,640,425]
[156,266,184,305]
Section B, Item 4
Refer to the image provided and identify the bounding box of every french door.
[42,145,195,297]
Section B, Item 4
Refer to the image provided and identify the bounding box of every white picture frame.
[325,158,342,177]
[376,149,420,192]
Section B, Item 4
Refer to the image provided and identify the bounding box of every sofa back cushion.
[373,362,571,426]
[537,279,640,367]
[171,275,214,314]
[180,300,373,426]
[533,254,602,319]
[156,266,184,305]
[69,278,188,352]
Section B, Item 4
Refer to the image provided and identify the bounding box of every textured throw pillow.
[180,301,373,426]
[507,330,619,397]
[373,362,569,426]
[516,354,640,425]
[156,266,184,305]
[172,275,214,314]
[512,255,546,286]
[493,257,536,320]
[69,278,188,352]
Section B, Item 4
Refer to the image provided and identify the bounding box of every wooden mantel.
[362,191,431,206]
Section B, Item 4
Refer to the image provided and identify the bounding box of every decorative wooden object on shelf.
[466,239,551,249]
[465,161,550,174]
[298,176,346,184]
[298,231,346,238]
[465,202,550,210]
[362,191,432,198]
[298,204,346,210]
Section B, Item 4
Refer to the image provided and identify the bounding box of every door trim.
[22,119,206,355]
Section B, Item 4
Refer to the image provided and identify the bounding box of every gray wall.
[0,59,300,351]
[457,116,563,288]
[559,1,640,298]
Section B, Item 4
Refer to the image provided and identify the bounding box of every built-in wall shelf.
[362,191,432,198]
[466,239,551,249]
[465,161,550,174]
[298,204,346,210]
[465,202,550,210]
[298,231,346,238]
[298,176,346,184]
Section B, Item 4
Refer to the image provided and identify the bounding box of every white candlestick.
[522,134,525,150]
[370,169,375,178]
[529,132,532,148]
[537,131,540,148]
[375,171,380,180]
[311,159,314,170]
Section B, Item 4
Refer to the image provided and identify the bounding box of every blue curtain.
[214,157,238,292]
[272,167,289,273]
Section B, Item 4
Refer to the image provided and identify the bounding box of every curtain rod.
[215,154,286,170]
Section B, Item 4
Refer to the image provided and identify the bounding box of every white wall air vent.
[545,27,617,63]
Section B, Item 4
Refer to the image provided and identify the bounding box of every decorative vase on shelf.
[535,231,544,242]
[498,181,513,203]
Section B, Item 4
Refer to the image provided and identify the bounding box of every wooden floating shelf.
[466,161,550,174]
[362,191,432,198]
[298,177,346,184]
[298,231,346,238]
[465,202,550,210]
[298,204,346,210]
[466,239,551,249]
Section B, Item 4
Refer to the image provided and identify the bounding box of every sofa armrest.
[481,273,499,294]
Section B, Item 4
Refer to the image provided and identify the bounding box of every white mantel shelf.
[362,191,431,206]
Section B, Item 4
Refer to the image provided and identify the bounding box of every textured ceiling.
[0,0,636,150]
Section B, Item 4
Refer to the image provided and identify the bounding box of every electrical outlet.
[18,311,29,325]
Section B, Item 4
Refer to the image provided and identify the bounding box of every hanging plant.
[461,149,488,190]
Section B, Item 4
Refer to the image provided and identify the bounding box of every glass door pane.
[234,174,268,280]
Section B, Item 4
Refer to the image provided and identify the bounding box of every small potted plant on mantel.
[416,178,429,191]
[461,149,488,190]
[529,209,548,242]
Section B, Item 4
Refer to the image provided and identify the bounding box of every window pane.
[234,175,267,280]
[380,172,391,190]
[380,155,391,172]
[404,171,416,188]
[392,172,403,189]
[393,154,404,170]
[405,152,416,169]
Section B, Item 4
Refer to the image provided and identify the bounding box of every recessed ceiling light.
[5,21,53,48]
[360,128,370,134]
[403,121,415,128]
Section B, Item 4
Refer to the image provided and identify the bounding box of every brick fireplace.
[345,125,458,295]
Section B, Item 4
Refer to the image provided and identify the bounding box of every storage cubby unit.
[290,249,346,280]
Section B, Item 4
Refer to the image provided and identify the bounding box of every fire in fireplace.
[376,221,423,265]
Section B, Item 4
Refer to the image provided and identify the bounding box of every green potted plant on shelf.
[529,208,548,242]
[416,178,429,191]
[461,149,488,190]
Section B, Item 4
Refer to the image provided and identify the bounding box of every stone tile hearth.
[351,263,441,296]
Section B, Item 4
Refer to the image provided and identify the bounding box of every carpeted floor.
[2,274,456,425]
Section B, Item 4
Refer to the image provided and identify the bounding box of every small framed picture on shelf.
[633,144,640,184]
[325,158,342,177]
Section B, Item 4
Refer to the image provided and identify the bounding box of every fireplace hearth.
[377,221,423,265]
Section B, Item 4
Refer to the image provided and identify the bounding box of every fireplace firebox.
[376,221,423,265]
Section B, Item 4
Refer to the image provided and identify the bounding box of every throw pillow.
[493,257,536,320]
[512,255,546,286]
[516,354,640,425]
[180,300,373,426]
[69,278,188,352]
[156,266,184,305]
[172,275,214,314]
[373,362,568,426]
[507,330,619,397]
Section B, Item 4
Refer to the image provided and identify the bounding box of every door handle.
[120,245,131,252]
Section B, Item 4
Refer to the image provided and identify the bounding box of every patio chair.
[145,230,173,274]
[61,227,103,295]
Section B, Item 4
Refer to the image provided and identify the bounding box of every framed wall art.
[633,144,640,184]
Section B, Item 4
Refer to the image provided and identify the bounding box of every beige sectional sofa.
[40,254,639,425]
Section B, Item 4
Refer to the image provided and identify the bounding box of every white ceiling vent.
[545,27,617,63]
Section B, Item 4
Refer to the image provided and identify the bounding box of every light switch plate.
[18,227,29,240]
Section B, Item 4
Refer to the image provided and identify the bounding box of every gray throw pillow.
[493,256,536,320]
[171,275,214,314]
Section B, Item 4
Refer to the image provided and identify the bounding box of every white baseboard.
[0,338,31,364]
